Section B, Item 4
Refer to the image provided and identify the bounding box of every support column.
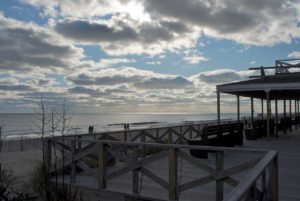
[261,99,264,119]
[237,95,240,122]
[217,91,220,123]
[266,91,270,139]
[251,97,254,124]
[289,99,292,131]
[275,100,278,138]
[295,99,297,129]
[284,99,287,134]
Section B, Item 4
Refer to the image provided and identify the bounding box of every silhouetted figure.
[88,125,92,134]
[91,126,94,133]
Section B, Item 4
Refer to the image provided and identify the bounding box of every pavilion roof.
[217,73,300,99]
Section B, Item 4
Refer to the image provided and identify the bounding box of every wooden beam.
[237,95,240,122]
[251,97,254,124]
[290,99,292,131]
[275,100,278,137]
[270,155,279,201]
[169,148,178,200]
[216,152,224,201]
[98,143,107,189]
[261,99,264,119]
[217,92,221,123]
[132,168,139,194]
[71,140,76,183]
[224,151,277,201]
[266,91,270,139]
[284,99,287,134]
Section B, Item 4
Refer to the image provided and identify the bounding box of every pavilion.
[216,59,300,138]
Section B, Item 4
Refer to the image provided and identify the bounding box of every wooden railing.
[45,138,278,201]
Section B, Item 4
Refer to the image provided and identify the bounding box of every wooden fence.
[45,137,278,201]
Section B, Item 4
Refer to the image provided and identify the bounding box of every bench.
[188,122,244,158]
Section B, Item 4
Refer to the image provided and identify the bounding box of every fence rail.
[45,137,278,201]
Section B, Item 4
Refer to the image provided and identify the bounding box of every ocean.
[0,113,243,139]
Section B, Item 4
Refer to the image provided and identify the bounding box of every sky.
[0,0,300,113]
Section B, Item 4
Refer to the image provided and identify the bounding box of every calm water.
[0,113,243,138]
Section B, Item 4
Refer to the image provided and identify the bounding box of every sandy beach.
[0,149,42,192]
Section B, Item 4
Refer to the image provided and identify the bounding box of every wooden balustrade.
[45,138,278,201]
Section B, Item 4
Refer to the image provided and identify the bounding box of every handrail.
[224,151,278,201]
[50,138,268,153]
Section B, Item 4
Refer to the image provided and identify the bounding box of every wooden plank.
[270,155,279,201]
[76,160,98,178]
[132,168,139,194]
[98,143,107,189]
[70,140,76,183]
[141,167,169,190]
[180,175,214,192]
[107,151,168,180]
[169,148,178,200]
[224,151,277,201]
[216,151,224,201]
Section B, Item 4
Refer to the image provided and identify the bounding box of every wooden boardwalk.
[46,123,300,201]
[245,130,300,201]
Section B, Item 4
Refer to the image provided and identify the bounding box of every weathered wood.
[168,128,173,144]
[98,143,107,189]
[140,167,169,189]
[224,151,277,201]
[132,168,139,194]
[76,160,98,178]
[189,126,193,139]
[169,148,178,200]
[237,95,240,122]
[270,155,278,201]
[106,150,168,181]
[70,140,76,183]
[180,175,214,192]
[251,97,254,123]
[216,151,224,201]
[217,91,220,123]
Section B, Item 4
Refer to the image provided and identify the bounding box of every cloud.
[190,69,252,85]
[0,84,35,91]
[67,67,193,89]
[144,0,300,46]
[184,55,208,64]
[97,58,136,68]
[288,51,300,58]
[0,14,84,72]
[54,16,198,55]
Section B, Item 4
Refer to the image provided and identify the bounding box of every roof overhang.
[217,75,300,100]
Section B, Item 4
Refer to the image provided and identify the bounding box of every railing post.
[141,131,146,156]
[169,147,178,200]
[71,140,76,183]
[124,130,128,141]
[168,128,173,144]
[216,151,224,201]
[44,139,52,175]
[77,136,82,150]
[270,155,278,201]
[132,168,139,194]
[98,143,107,189]
[189,125,193,139]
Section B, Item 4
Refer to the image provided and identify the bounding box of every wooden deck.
[245,129,300,201]
[47,124,300,201]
